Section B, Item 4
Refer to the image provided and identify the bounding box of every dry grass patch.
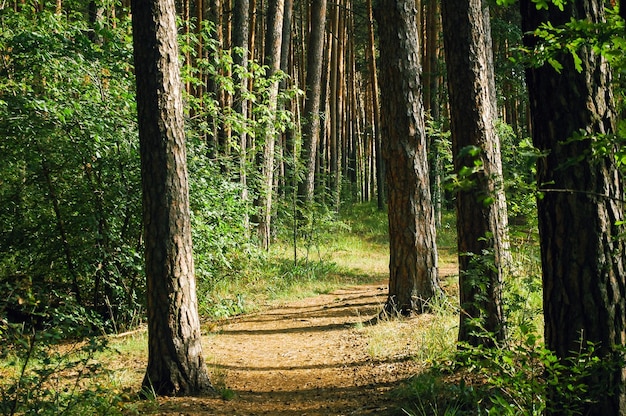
[360,309,458,364]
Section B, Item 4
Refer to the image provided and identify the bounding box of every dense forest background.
[0,0,534,331]
[2,0,626,414]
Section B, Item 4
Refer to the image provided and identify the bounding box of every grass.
[362,314,457,363]
[195,202,393,320]
[390,218,549,416]
[104,331,149,389]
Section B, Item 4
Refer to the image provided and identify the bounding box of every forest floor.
[133,261,459,416]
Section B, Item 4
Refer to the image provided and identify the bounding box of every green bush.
[0,311,123,416]
[0,11,144,332]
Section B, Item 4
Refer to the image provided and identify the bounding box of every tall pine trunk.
[374,0,442,315]
[233,0,250,232]
[131,0,212,395]
[299,0,327,204]
[366,0,384,210]
[256,0,284,250]
[442,0,510,346]
[521,1,626,413]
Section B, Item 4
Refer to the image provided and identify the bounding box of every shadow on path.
[154,283,422,416]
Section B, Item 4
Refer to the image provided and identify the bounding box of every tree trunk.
[366,0,384,210]
[221,0,233,158]
[131,0,213,396]
[520,1,626,414]
[374,0,442,316]
[299,0,327,204]
[232,0,250,232]
[207,0,223,156]
[441,0,510,346]
[256,0,284,250]
[424,0,442,226]
[329,0,343,210]
[39,154,82,306]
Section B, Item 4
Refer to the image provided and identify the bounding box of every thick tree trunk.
[131,0,212,396]
[248,0,257,60]
[442,0,510,346]
[299,0,327,204]
[521,1,626,414]
[374,0,441,315]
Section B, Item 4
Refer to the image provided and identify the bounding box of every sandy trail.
[152,283,425,415]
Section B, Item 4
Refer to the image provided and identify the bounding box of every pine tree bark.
[520,1,626,413]
[374,0,442,315]
[131,0,213,396]
[442,0,510,346]
[299,0,327,204]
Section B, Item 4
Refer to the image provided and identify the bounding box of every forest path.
[152,282,432,415]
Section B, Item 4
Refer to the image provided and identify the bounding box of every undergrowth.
[196,202,388,320]
[395,220,625,416]
[0,322,125,416]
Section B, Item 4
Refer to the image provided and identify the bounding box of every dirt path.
[153,283,426,415]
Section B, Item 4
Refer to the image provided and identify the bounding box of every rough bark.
[299,0,327,204]
[131,0,212,396]
[374,0,442,315]
[441,0,510,346]
[520,1,626,413]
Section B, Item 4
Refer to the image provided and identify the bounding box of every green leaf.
[458,145,481,158]
[570,49,582,73]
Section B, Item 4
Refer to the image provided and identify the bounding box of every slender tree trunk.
[233,0,250,232]
[374,0,442,316]
[422,0,434,116]
[366,0,384,210]
[256,0,284,250]
[39,155,82,306]
[194,0,205,104]
[346,3,359,196]
[182,0,191,95]
[442,0,510,346]
[248,0,257,60]
[424,0,442,226]
[277,0,293,198]
[280,0,293,74]
[521,1,626,413]
[207,0,223,156]
[326,8,337,203]
[221,0,233,158]
[131,0,213,395]
[319,32,332,202]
